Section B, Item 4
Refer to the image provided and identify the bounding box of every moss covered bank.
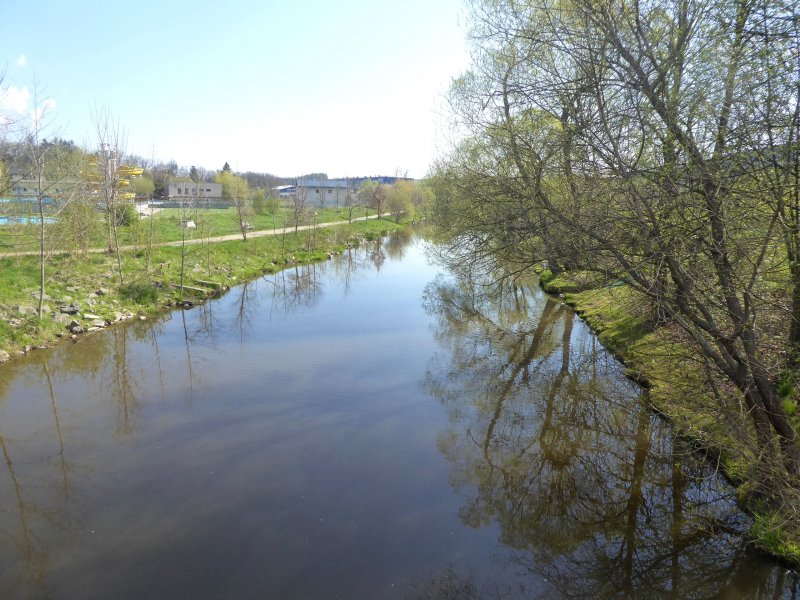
[540,270,800,565]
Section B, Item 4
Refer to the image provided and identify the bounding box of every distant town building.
[5,170,80,201]
[271,184,296,198]
[270,176,415,207]
[167,182,223,200]
[296,178,355,208]
[350,176,412,187]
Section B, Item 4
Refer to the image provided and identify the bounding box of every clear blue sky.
[1,0,469,178]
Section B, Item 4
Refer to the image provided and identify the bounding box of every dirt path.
[159,214,380,246]
[0,214,384,258]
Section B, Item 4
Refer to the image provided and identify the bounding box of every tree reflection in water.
[422,271,799,599]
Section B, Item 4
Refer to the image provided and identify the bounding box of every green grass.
[0,257,45,307]
[563,285,648,350]
[542,270,614,294]
[751,512,800,563]
[121,206,371,244]
[0,205,374,251]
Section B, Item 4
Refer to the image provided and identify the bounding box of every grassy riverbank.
[540,270,800,564]
[0,205,374,253]
[0,218,403,361]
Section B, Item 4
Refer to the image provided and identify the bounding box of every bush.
[116,203,139,227]
[252,191,266,215]
[54,200,103,254]
[119,282,159,304]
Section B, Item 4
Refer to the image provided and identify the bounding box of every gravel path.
[0,214,384,258]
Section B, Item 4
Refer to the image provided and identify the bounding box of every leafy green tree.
[216,171,251,240]
[411,181,434,217]
[386,180,414,222]
[266,195,281,227]
[251,188,266,215]
[132,174,155,199]
[0,160,8,195]
[54,199,101,255]
[150,168,171,199]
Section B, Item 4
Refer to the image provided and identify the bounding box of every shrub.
[119,282,159,304]
[54,200,103,254]
[116,203,139,227]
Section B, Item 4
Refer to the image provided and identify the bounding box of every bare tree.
[357,179,378,220]
[90,105,130,286]
[434,0,800,485]
[18,81,84,316]
[178,183,198,295]
[371,184,386,219]
[343,188,359,224]
[289,185,309,233]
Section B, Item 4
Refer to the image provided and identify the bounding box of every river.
[0,231,797,598]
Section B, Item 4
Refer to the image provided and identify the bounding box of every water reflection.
[265,263,323,315]
[422,272,799,599]
[384,227,412,261]
[1,232,798,599]
[0,233,439,599]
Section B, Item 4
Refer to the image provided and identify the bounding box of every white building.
[296,179,354,208]
[271,184,296,198]
[167,182,223,200]
[6,177,80,202]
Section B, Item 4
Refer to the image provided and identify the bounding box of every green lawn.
[0,205,372,251]
[130,205,370,242]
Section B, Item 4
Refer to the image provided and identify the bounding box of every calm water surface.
[0,232,797,598]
